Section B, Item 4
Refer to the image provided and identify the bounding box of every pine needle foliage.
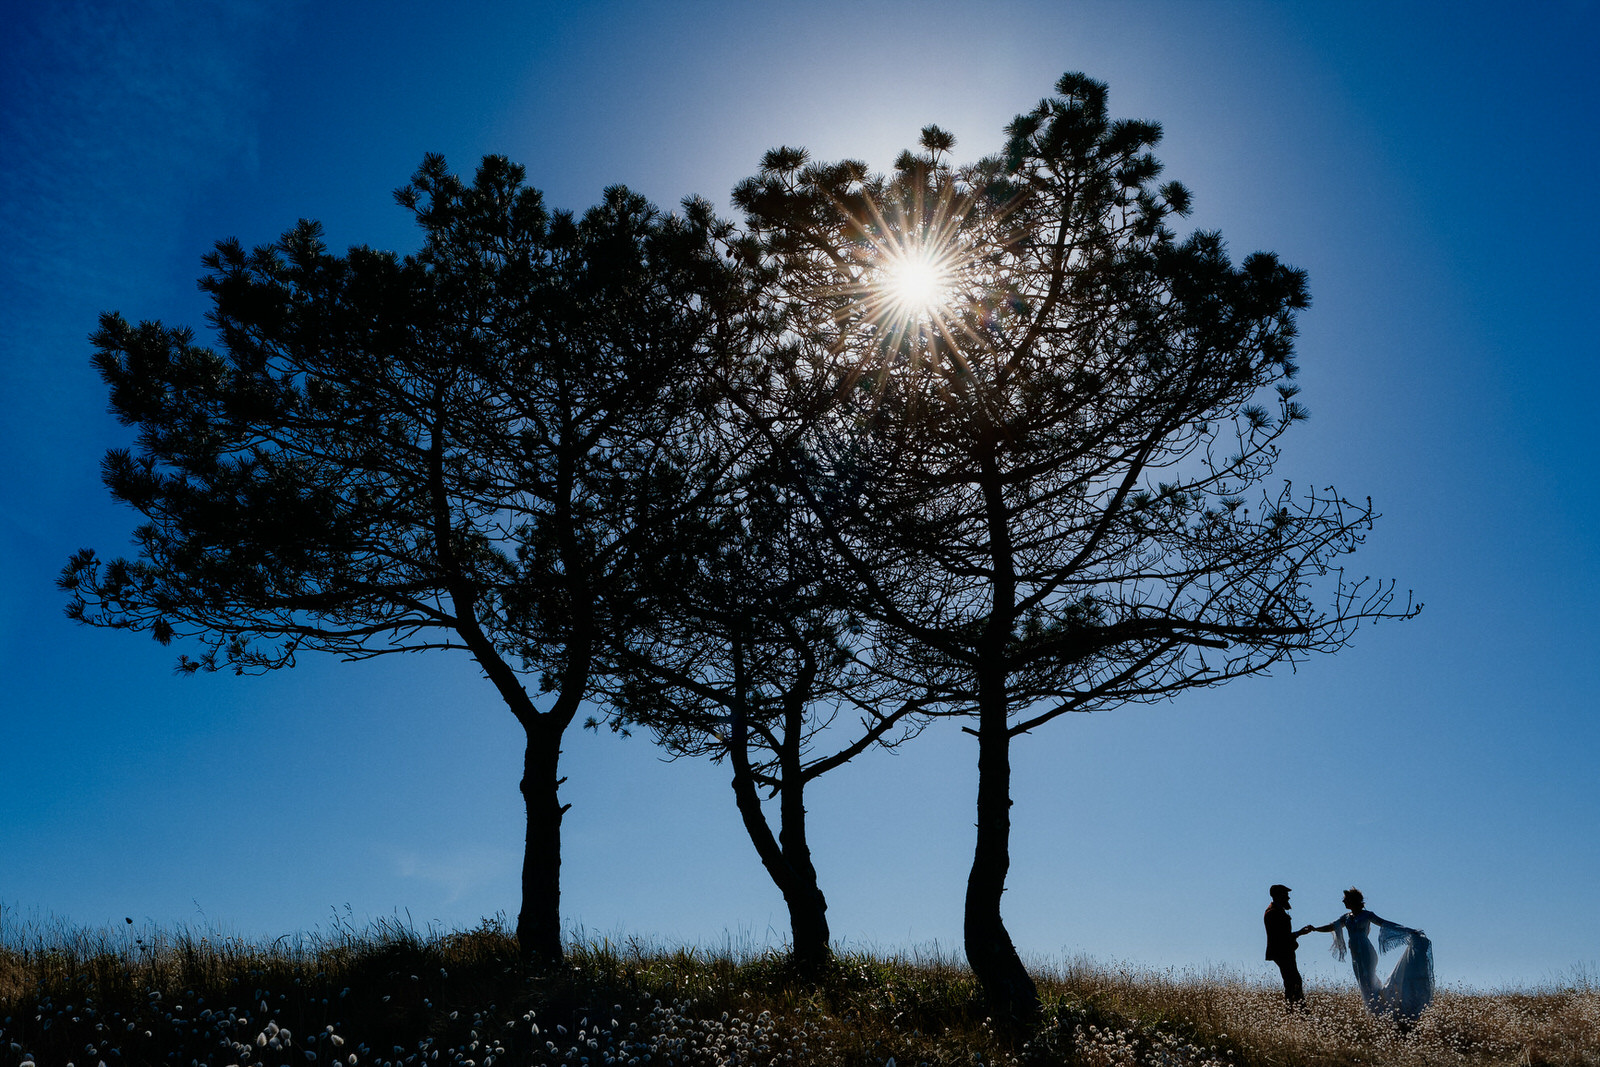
[728,71,1420,1023]
[60,154,746,965]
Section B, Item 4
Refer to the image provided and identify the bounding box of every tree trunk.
[777,770,831,974]
[517,715,566,965]
[729,765,832,974]
[964,695,1039,1026]
[728,689,831,973]
[965,452,1039,1026]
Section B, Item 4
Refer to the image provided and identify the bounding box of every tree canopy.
[63,154,743,962]
[727,72,1416,1019]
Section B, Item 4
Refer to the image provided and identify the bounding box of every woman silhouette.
[1306,887,1433,1020]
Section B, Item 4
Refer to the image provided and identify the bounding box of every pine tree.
[604,423,929,973]
[731,74,1418,1021]
[62,155,742,964]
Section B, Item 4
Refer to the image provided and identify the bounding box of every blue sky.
[2,1,1595,991]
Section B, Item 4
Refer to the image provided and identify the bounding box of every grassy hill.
[2,917,1594,1066]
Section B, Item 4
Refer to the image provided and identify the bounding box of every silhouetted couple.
[1264,884,1433,1020]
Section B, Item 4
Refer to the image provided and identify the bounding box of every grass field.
[2,914,1595,1066]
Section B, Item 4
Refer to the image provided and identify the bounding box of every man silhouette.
[1264,883,1310,1004]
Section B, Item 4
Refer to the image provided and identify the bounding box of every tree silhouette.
[61,154,740,964]
[731,73,1418,1021]
[601,417,929,973]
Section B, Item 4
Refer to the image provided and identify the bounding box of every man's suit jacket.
[1264,903,1298,962]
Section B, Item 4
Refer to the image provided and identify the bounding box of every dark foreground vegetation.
[2,918,1594,1067]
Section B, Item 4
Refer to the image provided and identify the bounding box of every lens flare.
[878,245,956,321]
[827,178,999,367]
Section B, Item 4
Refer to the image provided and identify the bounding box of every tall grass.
[1,910,1595,1066]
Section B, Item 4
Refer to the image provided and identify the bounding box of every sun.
[875,242,958,322]
[838,183,988,353]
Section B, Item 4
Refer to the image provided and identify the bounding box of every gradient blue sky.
[3,1,1595,991]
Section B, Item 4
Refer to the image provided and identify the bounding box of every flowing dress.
[1328,909,1434,1019]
